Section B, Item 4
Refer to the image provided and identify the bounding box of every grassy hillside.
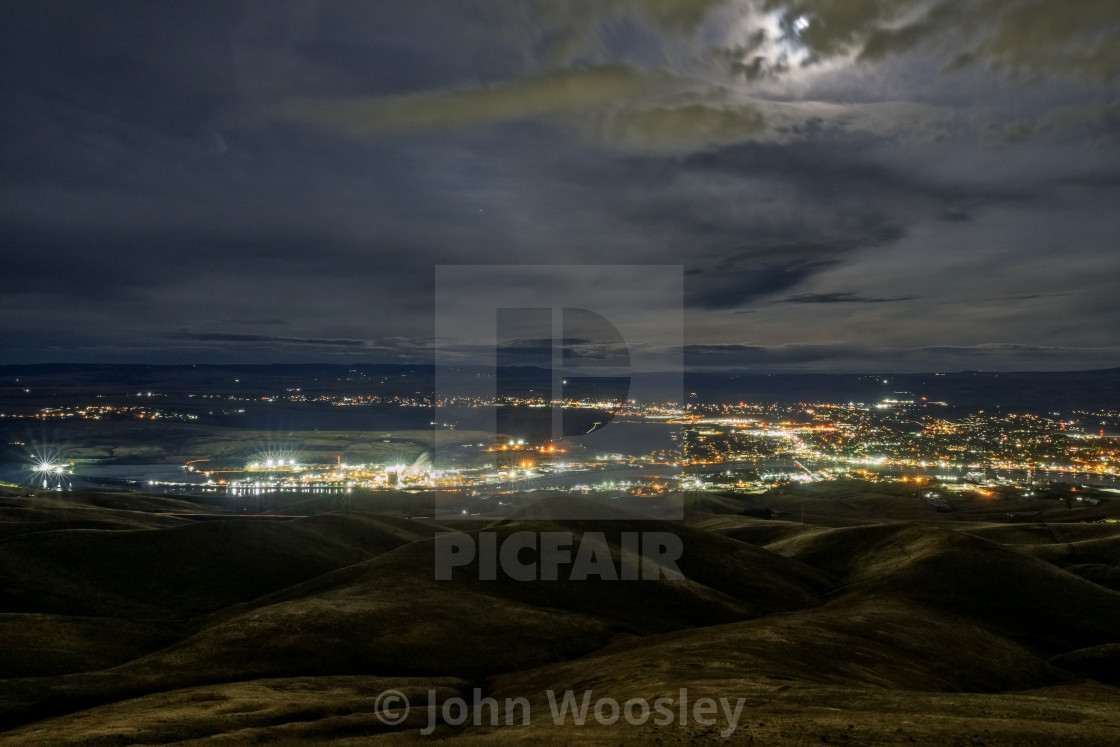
[0,486,1117,744]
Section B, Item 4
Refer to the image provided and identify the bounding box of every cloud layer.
[1,1,1118,371]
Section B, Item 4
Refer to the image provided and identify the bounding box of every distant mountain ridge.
[2,363,1118,410]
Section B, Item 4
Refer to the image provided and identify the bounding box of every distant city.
[4,365,1117,511]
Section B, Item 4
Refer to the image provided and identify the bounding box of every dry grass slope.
[0,488,1117,745]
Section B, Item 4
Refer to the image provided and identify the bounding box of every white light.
[266,460,273,467]
[793,15,810,32]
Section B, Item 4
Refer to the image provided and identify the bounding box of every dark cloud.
[781,293,913,304]
[1,1,1119,371]
[686,259,839,309]
[171,333,369,348]
[224,319,288,326]
[0,0,242,134]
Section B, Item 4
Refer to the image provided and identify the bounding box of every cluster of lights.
[29,459,72,490]
[247,458,298,470]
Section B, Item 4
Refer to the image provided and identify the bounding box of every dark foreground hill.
[0,486,1118,744]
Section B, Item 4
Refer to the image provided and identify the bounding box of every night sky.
[2,1,1118,372]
